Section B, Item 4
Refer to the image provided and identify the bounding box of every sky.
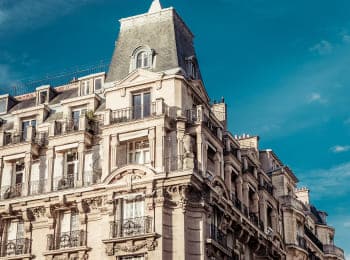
[0,0,349,256]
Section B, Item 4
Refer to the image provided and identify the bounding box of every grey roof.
[50,88,78,105]
[9,97,36,112]
[106,7,201,82]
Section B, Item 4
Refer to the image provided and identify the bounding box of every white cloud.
[299,162,350,199]
[331,145,350,153]
[309,40,333,55]
[308,92,327,104]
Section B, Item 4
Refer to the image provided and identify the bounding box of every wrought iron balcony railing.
[0,238,31,257]
[0,183,23,200]
[304,226,323,251]
[111,103,157,124]
[210,224,227,248]
[110,216,153,238]
[47,230,87,250]
[53,176,75,191]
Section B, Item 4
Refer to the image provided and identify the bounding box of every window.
[94,78,102,91]
[267,206,273,229]
[128,140,150,165]
[136,51,149,69]
[6,220,25,255]
[21,119,36,141]
[59,211,80,248]
[132,92,151,120]
[81,81,90,96]
[71,108,86,131]
[39,90,48,104]
[65,149,78,186]
[0,98,7,113]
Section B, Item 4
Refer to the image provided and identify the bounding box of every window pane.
[7,221,17,241]
[135,152,142,164]
[143,54,149,67]
[95,78,102,90]
[133,94,142,119]
[143,93,151,117]
[136,53,143,68]
[144,151,150,163]
[71,213,79,231]
[39,91,47,104]
[0,98,6,113]
[61,213,71,233]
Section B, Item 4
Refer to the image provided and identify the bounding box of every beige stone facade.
[0,1,344,260]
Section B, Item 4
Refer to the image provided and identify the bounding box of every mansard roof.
[106,4,201,82]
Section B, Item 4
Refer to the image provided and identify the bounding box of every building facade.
[0,1,344,260]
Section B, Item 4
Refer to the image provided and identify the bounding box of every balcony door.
[21,119,36,141]
[59,212,79,248]
[64,149,78,188]
[6,221,24,255]
[132,92,150,120]
[71,108,86,131]
[12,161,24,197]
[122,197,144,237]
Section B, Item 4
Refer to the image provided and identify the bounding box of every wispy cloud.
[345,118,350,125]
[309,40,333,55]
[331,145,350,153]
[0,0,97,34]
[308,92,327,104]
[300,162,350,199]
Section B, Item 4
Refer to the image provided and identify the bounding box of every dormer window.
[94,78,102,91]
[136,51,149,68]
[81,81,90,96]
[186,56,199,79]
[0,98,7,114]
[130,46,153,72]
[39,90,48,104]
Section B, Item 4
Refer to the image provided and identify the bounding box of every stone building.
[0,1,344,259]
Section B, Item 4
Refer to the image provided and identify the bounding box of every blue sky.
[0,0,349,256]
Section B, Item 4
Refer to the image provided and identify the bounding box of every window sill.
[0,254,32,260]
[43,246,91,256]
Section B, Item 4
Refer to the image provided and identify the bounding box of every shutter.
[1,164,12,187]
[117,144,127,167]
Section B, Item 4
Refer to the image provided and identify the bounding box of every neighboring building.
[0,1,344,260]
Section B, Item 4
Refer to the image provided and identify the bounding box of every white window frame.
[130,47,153,72]
[94,78,103,92]
[127,139,150,165]
[81,81,90,96]
[65,149,79,180]
[13,160,25,187]
[38,90,48,104]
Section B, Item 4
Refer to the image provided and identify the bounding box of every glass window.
[81,81,90,96]
[66,149,78,180]
[127,140,150,165]
[132,92,151,119]
[39,90,48,104]
[22,119,36,141]
[136,51,149,69]
[94,78,102,91]
[0,98,7,113]
[7,221,24,241]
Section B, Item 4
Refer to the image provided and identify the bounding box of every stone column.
[176,120,185,170]
[102,135,111,181]
[259,198,266,230]
[77,143,85,187]
[235,177,243,203]
[46,149,55,193]
[148,128,156,167]
[224,166,232,192]
[242,182,249,209]
[155,125,165,172]
[252,193,259,214]
[24,153,32,196]
[196,129,205,175]
[110,135,118,170]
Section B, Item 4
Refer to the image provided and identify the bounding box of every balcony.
[280,195,305,212]
[0,183,23,200]
[304,226,323,251]
[53,176,75,191]
[210,224,227,248]
[0,238,31,257]
[110,103,157,124]
[47,230,87,251]
[324,244,345,258]
[109,216,153,239]
[53,116,98,136]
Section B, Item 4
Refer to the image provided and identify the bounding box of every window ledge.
[0,254,32,260]
[43,246,91,256]
[102,232,157,244]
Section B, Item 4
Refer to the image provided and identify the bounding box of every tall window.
[59,211,79,248]
[21,119,36,141]
[39,90,48,104]
[71,108,86,131]
[6,220,24,255]
[65,149,78,186]
[136,51,149,69]
[128,140,150,165]
[81,81,90,96]
[0,98,7,113]
[94,78,102,91]
[132,92,151,120]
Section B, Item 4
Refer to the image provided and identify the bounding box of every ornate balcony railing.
[304,226,323,252]
[0,183,23,200]
[0,238,31,257]
[323,244,345,258]
[53,176,75,191]
[110,216,153,238]
[53,116,98,136]
[210,224,227,248]
[30,179,48,195]
[111,103,157,124]
[47,230,87,250]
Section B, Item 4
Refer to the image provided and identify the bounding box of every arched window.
[136,51,149,69]
[130,46,153,72]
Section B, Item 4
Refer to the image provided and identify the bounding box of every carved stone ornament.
[31,206,46,220]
